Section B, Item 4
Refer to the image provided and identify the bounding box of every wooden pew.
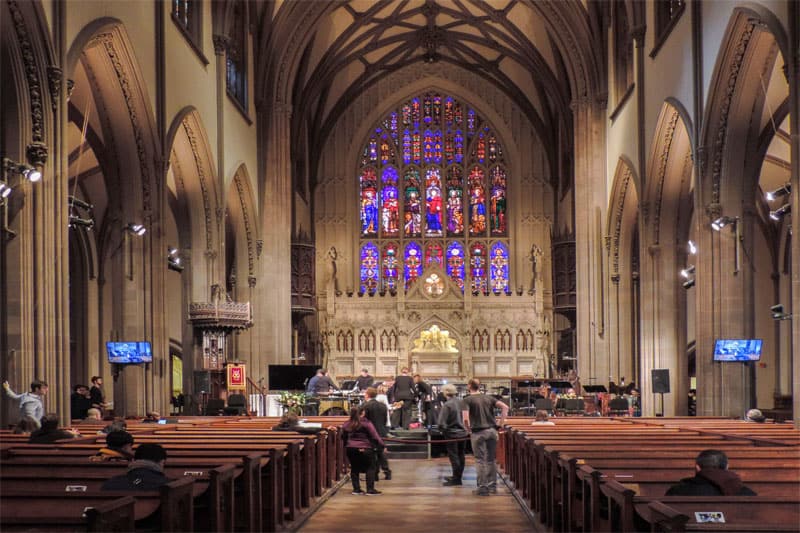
[642,498,800,532]
[0,477,194,532]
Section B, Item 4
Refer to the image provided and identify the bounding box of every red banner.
[227,364,246,390]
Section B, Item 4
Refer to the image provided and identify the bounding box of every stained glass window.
[490,242,509,293]
[357,92,509,294]
[360,243,379,294]
[470,243,488,293]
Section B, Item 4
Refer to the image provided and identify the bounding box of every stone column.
[572,98,609,388]
[787,1,799,427]
[254,102,293,369]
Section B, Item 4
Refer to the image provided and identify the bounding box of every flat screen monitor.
[106,341,152,364]
[268,364,318,391]
[713,339,762,362]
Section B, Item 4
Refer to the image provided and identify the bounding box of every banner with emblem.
[227,363,246,390]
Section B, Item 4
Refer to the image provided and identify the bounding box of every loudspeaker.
[651,369,670,394]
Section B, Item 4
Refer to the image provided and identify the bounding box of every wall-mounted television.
[106,341,153,364]
[713,339,762,362]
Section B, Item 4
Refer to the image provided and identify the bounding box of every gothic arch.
[225,163,260,293]
[345,79,525,183]
[606,157,640,388]
[166,108,221,298]
[65,19,167,418]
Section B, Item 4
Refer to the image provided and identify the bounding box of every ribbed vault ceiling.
[293,0,578,160]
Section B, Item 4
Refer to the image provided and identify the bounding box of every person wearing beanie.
[91,430,135,462]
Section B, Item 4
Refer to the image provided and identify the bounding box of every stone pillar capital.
[212,34,230,56]
[630,25,646,46]
[647,244,661,257]
[26,142,48,167]
[704,203,723,220]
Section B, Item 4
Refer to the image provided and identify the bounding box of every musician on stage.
[307,368,337,395]
[356,368,374,391]
[390,368,415,429]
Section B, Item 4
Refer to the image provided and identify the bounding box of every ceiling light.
[765,183,791,202]
[769,203,791,221]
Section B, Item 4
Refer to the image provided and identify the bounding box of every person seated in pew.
[80,407,103,423]
[98,418,127,435]
[142,411,161,423]
[12,415,39,435]
[70,384,92,420]
[92,430,135,462]
[102,443,171,491]
[28,413,80,443]
[745,408,766,423]
[531,410,555,425]
[271,412,331,434]
[665,449,757,496]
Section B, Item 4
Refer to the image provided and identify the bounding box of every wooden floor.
[298,456,539,532]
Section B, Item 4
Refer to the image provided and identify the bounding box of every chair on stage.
[224,393,248,415]
[534,398,554,414]
[205,398,225,416]
[608,397,630,416]
[562,398,584,416]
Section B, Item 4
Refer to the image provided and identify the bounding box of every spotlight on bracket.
[770,304,792,321]
[680,265,695,279]
[167,246,184,273]
[682,278,695,289]
[769,203,791,221]
[125,223,146,236]
[2,157,42,182]
[688,240,697,255]
[69,196,93,211]
[0,181,12,200]
[765,183,791,202]
[68,214,94,229]
[711,216,737,231]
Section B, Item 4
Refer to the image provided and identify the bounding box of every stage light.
[711,216,737,231]
[680,265,695,279]
[769,203,791,221]
[771,304,792,321]
[2,157,41,182]
[765,183,791,202]
[125,223,146,236]
[682,278,695,289]
[687,240,697,255]
[69,196,93,211]
[0,181,12,199]
[68,215,94,229]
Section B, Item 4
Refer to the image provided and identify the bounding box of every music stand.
[582,385,608,394]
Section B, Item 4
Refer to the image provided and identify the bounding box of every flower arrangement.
[279,391,307,415]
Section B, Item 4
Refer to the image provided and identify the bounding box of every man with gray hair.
[438,384,468,486]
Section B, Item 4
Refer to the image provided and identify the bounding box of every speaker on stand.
[651,369,670,416]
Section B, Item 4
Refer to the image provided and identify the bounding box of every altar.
[409,325,468,379]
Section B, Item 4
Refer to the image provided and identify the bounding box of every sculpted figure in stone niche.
[326,247,341,296]
[528,244,543,293]
[413,325,458,353]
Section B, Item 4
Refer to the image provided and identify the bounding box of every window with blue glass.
[358,92,509,294]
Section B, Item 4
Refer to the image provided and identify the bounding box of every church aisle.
[297,457,537,532]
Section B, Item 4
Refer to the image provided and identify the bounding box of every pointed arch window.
[357,91,510,294]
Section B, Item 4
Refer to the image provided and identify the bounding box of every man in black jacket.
[355,368,374,391]
[102,444,171,491]
[413,374,434,426]
[666,449,757,496]
[362,387,391,480]
[390,367,416,429]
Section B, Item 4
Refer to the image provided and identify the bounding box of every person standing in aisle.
[438,384,468,486]
[462,378,508,496]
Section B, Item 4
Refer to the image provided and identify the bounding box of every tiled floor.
[298,457,537,532]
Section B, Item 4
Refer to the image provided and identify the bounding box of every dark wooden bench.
[641,497,800,532]
[0,477,194,532]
